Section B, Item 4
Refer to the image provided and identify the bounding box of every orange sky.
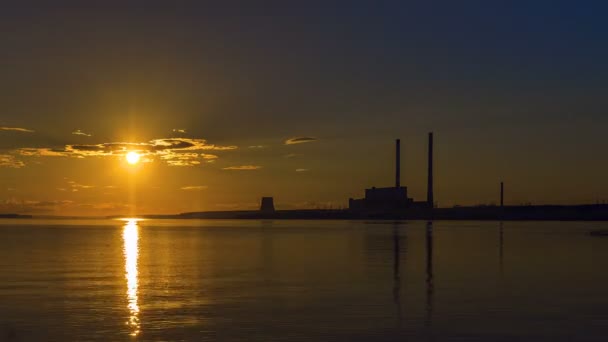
[2,3,608,215]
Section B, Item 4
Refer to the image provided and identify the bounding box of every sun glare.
[123,218,140,336]
[126,151,141,165]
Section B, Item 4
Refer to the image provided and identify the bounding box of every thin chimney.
[500,182,504,208]
[427,132,434,208]
[395,139,401,188]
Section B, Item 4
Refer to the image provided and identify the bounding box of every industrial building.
[259,197,275,213]
[349,133,434,213]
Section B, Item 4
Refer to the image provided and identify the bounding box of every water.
[0,219,607,341]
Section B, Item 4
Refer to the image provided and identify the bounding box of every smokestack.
[395,139,401,188]
[427,132,434,208]
[500,182,504,208]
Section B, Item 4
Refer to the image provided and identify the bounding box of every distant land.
[0,214,33,219]
[6,204,608,221]
[103,204,608,221]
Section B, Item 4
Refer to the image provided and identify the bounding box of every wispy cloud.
[17,148,69,157]
[173,129,186,133]
[1,126,34,133]
[285,137,317,145]
[222,165,262,170]
[161,152,201,166]
[72,129,92,137]
[284,153,298,158]
[67,180,95,192]
[160,152,219,166]
[295,168,309,172]
[180,185,208,191]
[248,145,265,149]
[0,155,25,168]
[166,160,201,166]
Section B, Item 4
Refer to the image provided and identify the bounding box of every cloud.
[0,155,25,168]
[160,152,219,166]
[0,198,73,213]
[222,165,262,170]
[67,180,95,192]
[72,129,92,137]
[284,153,298,158]
[173,129,186,133]
[166,160,201,166]
[16,148,69,157]
[285,137,317,145]
[248,145,265,149]
[180,185,208,191]
[161,152,201,166]
[12,137,237,167]
[295,168,309,172]
[1,127,34,133]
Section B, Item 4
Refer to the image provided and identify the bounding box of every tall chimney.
[427,132,434,208]
[395,139,401,188]
[500,181,504,208]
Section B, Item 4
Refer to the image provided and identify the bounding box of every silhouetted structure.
[427,132,434,209]
[349,139,413,213]
[395,139,401,188]
[260,197,275,213]
[174,130,608,221]
[500,181,504,208]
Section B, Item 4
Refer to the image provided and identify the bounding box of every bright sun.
[126,151,141,165]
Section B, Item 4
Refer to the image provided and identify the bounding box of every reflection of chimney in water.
[392,222,403,324]
[499,221,504,273]
[425,221,434,327]
[395,139,401,188]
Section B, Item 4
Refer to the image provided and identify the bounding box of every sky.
[2,1,608,215]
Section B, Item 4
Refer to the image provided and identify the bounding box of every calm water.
[0,219,607,341]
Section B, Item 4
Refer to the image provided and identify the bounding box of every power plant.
[175,129,608,221]
[349,133,434,213]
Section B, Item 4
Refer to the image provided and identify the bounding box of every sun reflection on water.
[123,219,141,336]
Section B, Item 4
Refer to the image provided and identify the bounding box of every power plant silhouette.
[164,131,608,221]
[349,133,434,214]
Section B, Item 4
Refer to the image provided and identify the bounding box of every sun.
[126,151,141,165]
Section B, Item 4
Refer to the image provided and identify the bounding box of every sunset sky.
[2,2,608,215]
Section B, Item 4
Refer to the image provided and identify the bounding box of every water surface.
[0,219,606,341]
